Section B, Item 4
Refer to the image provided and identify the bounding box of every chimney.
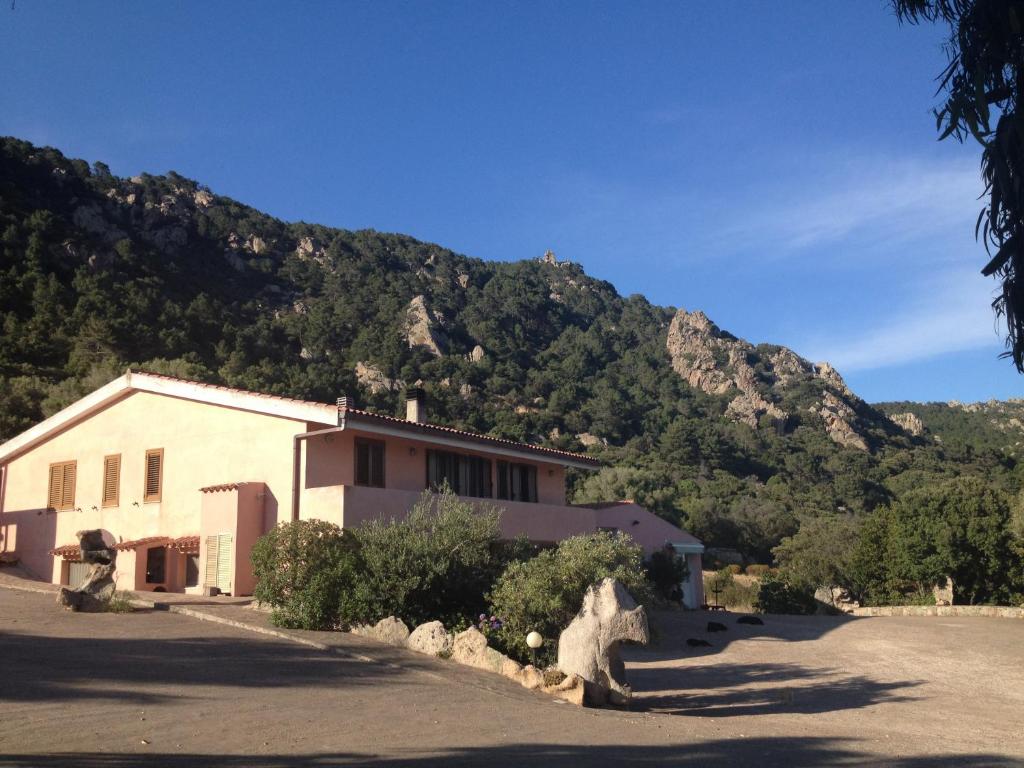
[405,387,426,423]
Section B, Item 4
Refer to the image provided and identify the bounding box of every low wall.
[852,605,1024,619]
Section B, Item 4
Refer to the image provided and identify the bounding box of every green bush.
[488,532,648,664]
[753,572,816,615]
[645,546,689,601]
[350,487,506,627]
[251,519,361,629]
[252,489,514,630]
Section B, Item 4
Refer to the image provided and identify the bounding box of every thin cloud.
[717,156,984,258]
[799,269,1002,372]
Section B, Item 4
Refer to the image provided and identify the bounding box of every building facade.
[0,372,704,606]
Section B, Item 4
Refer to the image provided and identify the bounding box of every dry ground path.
[0,588,1021,767]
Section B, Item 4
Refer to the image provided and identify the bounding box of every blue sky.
[1,1,1018,403]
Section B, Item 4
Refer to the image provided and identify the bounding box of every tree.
[894,1,1024,370]
[773,514,860,592]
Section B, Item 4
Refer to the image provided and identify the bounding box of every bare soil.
[0,588,1021,767]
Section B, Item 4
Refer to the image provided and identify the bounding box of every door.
[204,533,233,594]
[67,561,91,587]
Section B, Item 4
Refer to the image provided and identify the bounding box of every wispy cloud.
[799,268,1003,372]
[714,156,984,259]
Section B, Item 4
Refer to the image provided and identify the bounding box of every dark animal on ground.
[737,615,764,626]
[706,621,727,632]
[686,638,712,648]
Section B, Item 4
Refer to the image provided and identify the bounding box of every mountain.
[1,137,1018,562]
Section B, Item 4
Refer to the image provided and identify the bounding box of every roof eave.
[332,411,600,470]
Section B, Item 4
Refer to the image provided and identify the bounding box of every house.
[0,371,704,606]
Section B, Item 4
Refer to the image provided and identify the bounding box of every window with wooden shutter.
[102,454,121,507]
[143,449,163,503]
[47,461,77,510]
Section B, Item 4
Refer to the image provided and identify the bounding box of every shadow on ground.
[630,661,921,716]
[0,629,402,706]
[0,740,1015,768]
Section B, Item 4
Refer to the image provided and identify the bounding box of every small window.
[145,546,166,584]
[47,460,77,510]
[496,461,538,503]
[102,454,121,507]
[355,439,385,488]
[144,449,163,503]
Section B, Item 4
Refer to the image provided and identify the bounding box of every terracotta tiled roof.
[49,543,81,559]
[340,407,600,466]
[134,371,597,465]
[132,370,330,411]
[114,536,171,551]
[199,482,248,493]
[169,535,200,552]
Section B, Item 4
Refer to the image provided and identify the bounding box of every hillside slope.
[1,137,1018,561]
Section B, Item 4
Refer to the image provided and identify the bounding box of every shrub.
[703,567,758,610]
[488,532,648,664]
[726,563,743,575]
[343,487,505,627]
[745,564,771,577]
[104,591,135,613]
[251,519,361,630]
[645,546,689,601]
[754,572,816,615]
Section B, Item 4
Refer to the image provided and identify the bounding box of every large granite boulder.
[57,530,118,612]
[407,621,453,656]
[451,626,511,673]
[557,578,649,706]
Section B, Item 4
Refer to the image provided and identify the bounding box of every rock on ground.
[407,621,453,656]
[56,529,117,612]
[557,578,650,706]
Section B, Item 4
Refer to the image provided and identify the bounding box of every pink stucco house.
[0,372,704,605]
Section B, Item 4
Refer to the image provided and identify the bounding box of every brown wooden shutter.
[47,461,76,510]
[48,464,63,509]
[143,449,163,502]
[61,462,76,509]
[102,454,120,507]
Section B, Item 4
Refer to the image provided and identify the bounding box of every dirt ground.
[1,588,1022,767]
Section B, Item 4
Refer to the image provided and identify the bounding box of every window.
[496,461,538,503]
[145,546,166,584]
[102,454,121,507]
[426,450,492,498]
[355,439,385,488]
[144,449,163,503]
[47,460,77,510]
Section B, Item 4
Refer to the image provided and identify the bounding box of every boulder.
[544,673,586,706]
[57,530,118,613]
[372,616,410,647]
[514,665,545,690]
[556,578,649,706]
[407,621,453,657]
[451,626,510,673]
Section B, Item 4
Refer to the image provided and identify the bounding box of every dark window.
[426,450,492,498]
[355,439,385,487]
[145,547,166,584]
[496,461,538,503]
[185,554,200,588]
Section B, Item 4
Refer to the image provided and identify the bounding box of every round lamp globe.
[526,631,543,649]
